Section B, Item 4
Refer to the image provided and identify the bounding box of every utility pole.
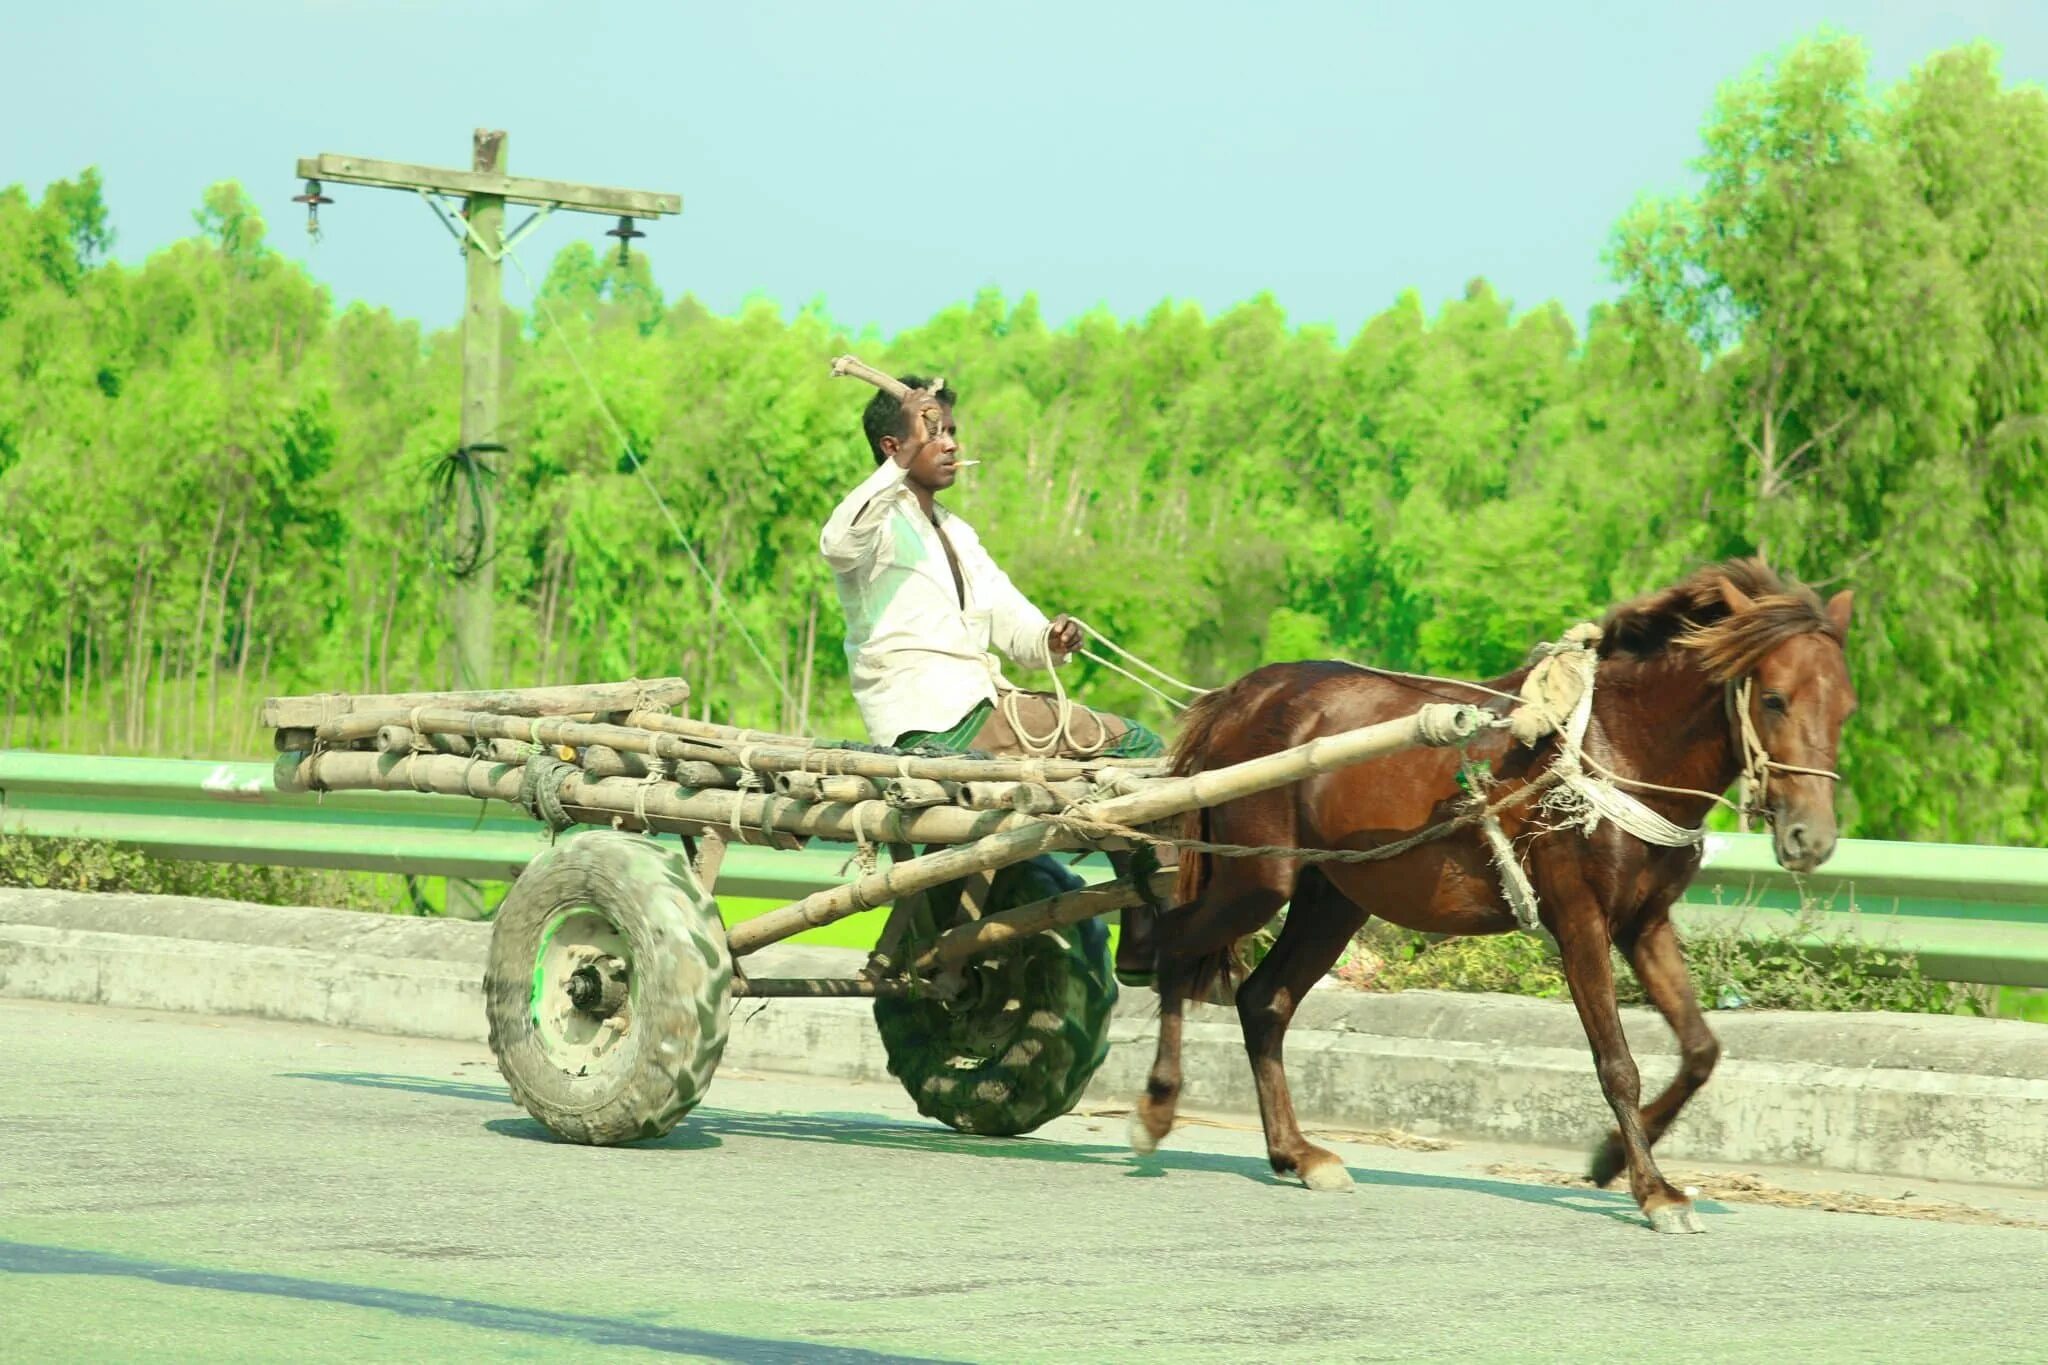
[294,131,679,915]
[293,131,680,692]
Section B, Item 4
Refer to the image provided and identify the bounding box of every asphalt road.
[4,998,2046,1363]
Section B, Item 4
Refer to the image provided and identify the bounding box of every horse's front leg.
[1131,873,1288,1156]
[1547,878,1702,1234]
[1589,904,1720,1188]
[1236,869,1366,1191]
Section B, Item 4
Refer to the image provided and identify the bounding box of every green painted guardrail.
[3,751,2045,985]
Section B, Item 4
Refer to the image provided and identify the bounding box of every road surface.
[3,998,2045,1361]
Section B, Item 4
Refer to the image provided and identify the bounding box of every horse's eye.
[1762,692,1789,714]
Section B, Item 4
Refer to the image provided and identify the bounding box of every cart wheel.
[485,829,731,1145]
[875,855,1117,1136]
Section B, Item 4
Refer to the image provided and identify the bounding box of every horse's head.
[1710,576,1857,872]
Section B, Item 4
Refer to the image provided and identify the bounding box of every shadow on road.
[0,1238,955,1362]
[284,1068,1674,1229]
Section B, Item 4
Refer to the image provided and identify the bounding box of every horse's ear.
[1716,575,1757,615]
[1825,589,1854,636]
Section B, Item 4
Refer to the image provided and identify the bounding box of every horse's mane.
[1598,558,1843,683]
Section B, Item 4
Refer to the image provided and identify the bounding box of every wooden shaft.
[918,869,1178,974]
[729,976,907,999]
[722,703,1484,957]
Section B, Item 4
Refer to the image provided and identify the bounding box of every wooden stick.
[828,354,910,399]
[829,354,946,438]
[723,702,1487,956]
[729,976,907,999]
[262,678,690,729]
[917,869,1179,974]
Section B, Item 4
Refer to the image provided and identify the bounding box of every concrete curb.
[4,889,2045,1187]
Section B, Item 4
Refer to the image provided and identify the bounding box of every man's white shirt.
[820,459,1061,745]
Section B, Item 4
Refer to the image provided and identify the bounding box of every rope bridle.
[1726,676,1842,829]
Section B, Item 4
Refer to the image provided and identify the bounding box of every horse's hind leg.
[1237,868,1367,1192]
[1588,909,1720,1188]
[1130,865,1288,1156]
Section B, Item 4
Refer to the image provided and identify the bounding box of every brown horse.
[1131,560,1855,1233]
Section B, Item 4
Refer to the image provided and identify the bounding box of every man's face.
[892,401,960,492]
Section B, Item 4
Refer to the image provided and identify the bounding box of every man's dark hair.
[863,374,957,463]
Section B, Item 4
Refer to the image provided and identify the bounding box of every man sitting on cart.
[820,374,1165,985]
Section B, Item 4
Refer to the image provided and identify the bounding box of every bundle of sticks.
[264,679,1170,851]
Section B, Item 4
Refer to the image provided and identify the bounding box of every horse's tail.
[1169,684,1239,910]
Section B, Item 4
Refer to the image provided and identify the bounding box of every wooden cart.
[266,678,1485,1144]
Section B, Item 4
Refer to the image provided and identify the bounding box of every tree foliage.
[1,34,2043,844]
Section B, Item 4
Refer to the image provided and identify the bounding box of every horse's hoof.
[1646,1203,1706,1235]
[1127,1111,1161,1156]
[1298,1158,1356,1193]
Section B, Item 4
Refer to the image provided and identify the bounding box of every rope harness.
[1044,623,1841,932]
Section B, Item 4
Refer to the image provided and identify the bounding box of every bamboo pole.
[274,749,1060,850]
[323,705,1166,786]
[774,770,883,804]
[262,677,692,729]
[723,702,1487,957]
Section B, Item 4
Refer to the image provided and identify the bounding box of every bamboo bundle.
[266,681,1487,962]
[275,747,1066,850]
[266,682,1178,850]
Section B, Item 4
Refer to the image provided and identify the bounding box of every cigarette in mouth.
[954,460,982,468]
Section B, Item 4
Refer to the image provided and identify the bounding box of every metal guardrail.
[3,752,2045,985]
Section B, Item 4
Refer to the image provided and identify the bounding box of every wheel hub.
[531,909,635,1073]
[565,955,630,1017]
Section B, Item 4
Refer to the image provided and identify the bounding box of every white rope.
[1000,621,1117,758]
[1064,616,1210,696]
[1530,637,1710,849]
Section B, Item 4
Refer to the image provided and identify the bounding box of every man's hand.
[890,389,946,468]
[1048,614,1084,657]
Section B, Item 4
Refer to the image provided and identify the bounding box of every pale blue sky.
[6,1,2045,339]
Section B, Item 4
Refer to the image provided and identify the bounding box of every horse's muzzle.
[1773,817,1837,873]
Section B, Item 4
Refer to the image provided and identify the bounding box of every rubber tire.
[485,830,731,1145]
[875,855,1117,1137]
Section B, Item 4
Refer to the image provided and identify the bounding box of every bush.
[1324,905,1984,1017]
[0,835,399,912]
